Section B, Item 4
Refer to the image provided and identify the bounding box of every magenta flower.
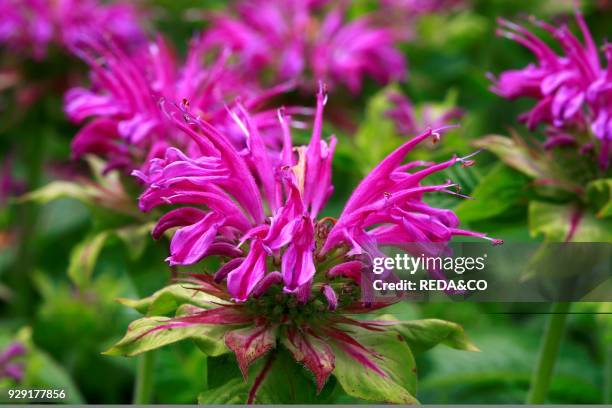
[0,342,25,382]
[0,0,145,59]
[65,34,294,173]
[203,0,406,93]
[489,11,612,169]
[122,85,493,401]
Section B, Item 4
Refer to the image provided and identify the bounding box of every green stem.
[605,342,612,404]
[133,351,156,404]
[526,302,571,404]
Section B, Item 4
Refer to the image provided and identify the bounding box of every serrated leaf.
[68,231,111,289]
[380,315,479,355]
[117,284,224,316]
[455,163,529,222]
[103,316,231,357]
[586,179,612,218]
[331,329,418,404]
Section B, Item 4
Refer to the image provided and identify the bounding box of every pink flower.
[203,0,406,93]
[137,84,494,300]
[121,85,492,401]
[0,0,145,59]
[65,34,293,173]
[490,11,612,169]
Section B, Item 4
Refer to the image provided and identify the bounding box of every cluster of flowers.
[0,0,145,59]
[490,10,612,170]
[63,33,300,173]
[202,0,406,93]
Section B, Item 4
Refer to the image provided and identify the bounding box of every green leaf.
[16,181,99,206]
[117,284,226,316]
[198,378,250,404]
[67,231,110,289]
[203,350,330,404]
[586,179,612,218]
[382,316,479,355]
[455,163,529,222]
[529,201,612,242]
[103,316,232,357]
[68,222,155,289]
[473,135,546,179]
[331,329,418,404]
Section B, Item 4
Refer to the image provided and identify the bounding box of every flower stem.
[605,342,612,404]
[133,351,156,404]
[526,302,571,404]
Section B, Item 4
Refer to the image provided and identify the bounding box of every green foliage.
[104,315,232,358]
[383,316,479,355]
[418,324,602,404]
[586,179,612,218]
[354,85,404,173]
[198,378,250,404]
[0,328,84,404]
[331,329,418,404]
[529,201,612,242]
[117,284,222,316]
[455,163,530,223]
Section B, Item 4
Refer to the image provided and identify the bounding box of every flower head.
[490,11,612,169]
[65,34,293,173]
[203,0,406,93]
[128,84,493,398]
[0,0,145,59]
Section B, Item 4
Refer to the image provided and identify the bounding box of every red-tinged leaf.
[329,328,418,404]
[323,327,386,377]
[282,328,335,393]
[174,305,252,325]
[225,325,277,379]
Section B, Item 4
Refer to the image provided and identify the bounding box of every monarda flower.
[203,0,406,94]
[65,34,294,173]
[0,0,145,59]
[107,86,492,403]
[489,11,612,170]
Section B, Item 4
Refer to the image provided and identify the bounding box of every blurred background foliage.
[0,0,610,404]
